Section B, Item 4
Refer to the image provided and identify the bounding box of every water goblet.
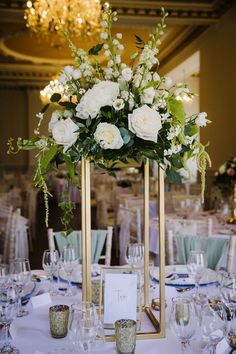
[60,247,78,296]
[170,296,197,354]
[220,272,236,319]
[42,249,59,295]
[125,243,144,269]
[0,284,19,354]
[0,264,8,295]
[201,302,227,354]
[187,250,207,303]
[77,317,98,353]
[10,258,31,317]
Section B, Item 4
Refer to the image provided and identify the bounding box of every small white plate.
[59,264,101,284]
[151,264,217,286]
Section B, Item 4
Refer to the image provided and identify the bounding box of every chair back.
[175,235,229,271]
[47,226,113,265]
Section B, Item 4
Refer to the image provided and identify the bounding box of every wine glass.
[125,243,144,269]
[170,296,197,354]
[42,249,59,295]
[60,247,78,296]
[201,303,227,354]
[220,272,236,319]
[77,317,98,353]
[0,284,19,354]
[187,250,207,303]
[0,264,8,294]
[10,258,31,317]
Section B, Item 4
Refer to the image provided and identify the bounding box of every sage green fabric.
[54,230,107,263]
[175,235,229,271]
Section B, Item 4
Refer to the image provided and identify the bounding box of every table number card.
[103,273,138,324]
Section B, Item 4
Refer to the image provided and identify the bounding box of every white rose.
[196,112,208,127]
[141,87,156,104]
[178,157,197,183]
[121,68,133,81]
[75,81,119,119]
[128,105,162,143]
[94,123,123,150]
[52,118,79,150]
[48,110,63,132]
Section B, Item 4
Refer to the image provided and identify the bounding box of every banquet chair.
[165,217,213,265]
[47,226,113,266]
[174,234,229,271]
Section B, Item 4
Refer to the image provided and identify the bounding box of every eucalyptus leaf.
[50,93,61,103]
[88,43,104,55]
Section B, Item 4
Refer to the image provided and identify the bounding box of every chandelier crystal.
[24,0,102,41]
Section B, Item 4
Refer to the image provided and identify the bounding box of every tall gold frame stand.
[81,157,166,340]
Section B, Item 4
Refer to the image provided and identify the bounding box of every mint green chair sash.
[54,230,107,263]
[175,235,229,270]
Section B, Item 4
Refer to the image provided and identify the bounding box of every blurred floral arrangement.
[7,5,210,228]
[214,156,236,198]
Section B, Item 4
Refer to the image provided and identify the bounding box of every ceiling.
[0,0,234,88]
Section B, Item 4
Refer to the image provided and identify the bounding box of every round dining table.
[8,275,231,354]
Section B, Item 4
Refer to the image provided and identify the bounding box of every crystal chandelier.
[24,0,102,42]
[40,78,68,103]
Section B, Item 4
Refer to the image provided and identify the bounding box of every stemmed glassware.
[60,247,78,296]
[0,264,8,294]
[187,250,207,303]
[201,303,227,354]
[0,284,19,354]
[10,258,31,317]
[170,296,197,354]
[42,249,59,295]
[125,243,144,269]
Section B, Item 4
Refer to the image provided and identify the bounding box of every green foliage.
[167,97,185,125]
[50,93,61,103]
[88,43,104,55]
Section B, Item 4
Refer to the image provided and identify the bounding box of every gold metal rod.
[81,157,92,301]
[144,159,150,307]
[158,166,166,337]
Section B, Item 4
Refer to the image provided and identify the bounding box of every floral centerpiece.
[7,5,210,228]
[214,156,236,198]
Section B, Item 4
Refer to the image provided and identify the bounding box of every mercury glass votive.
[115,319,137,354]
[49,305,70,338]
[92,279,102,305]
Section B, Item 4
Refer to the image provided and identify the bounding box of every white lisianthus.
[75,81,119,119]
[128,105,162,143]
[141,87,155,104]
[94,123,123,150]
[195,112,208,127]
[48,110,63,132]
[121,68,133,81]
[113,99,124,111]
[52,118,79,150]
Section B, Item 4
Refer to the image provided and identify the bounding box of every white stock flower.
[163,77,173,89]
[116,33,122,39]
[52,118,79,150]
[75,81,119,119]
[72,69,81,80]
[121,68,133,81]
[153,72,160,81]
[116,55,121,64]
[48,110,63,132]
[118,44,124,51]
[195,112,208,127]
[94,123,123,150]
[141,87,155,104]
[113,99,124,111]
[128,105,162,143]
[104,50,111,57]
[100,32,108,39]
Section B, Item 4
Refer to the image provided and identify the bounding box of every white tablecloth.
[9,280,231,354]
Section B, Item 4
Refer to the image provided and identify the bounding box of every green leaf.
[59,101,76,109]
[63,154,75,184]
[167,98,185,124]
[88,43,104,55]
[130,52,138,60]
[41,145,58,170]
[86,117,92,127]
[167,169,182,184]
[77,122,85,128]
[41,103,50,114]
[50,93,61,103]
[185,123,199,137]
[171,158,183,169]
